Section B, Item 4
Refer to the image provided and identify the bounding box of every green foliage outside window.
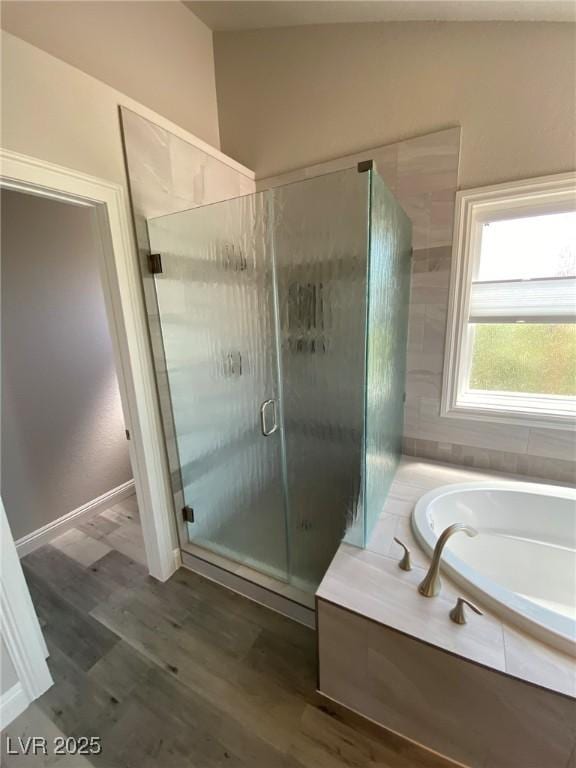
[469,324,576,396]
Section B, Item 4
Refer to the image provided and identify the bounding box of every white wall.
[1,1,220,148]
[1,190,132,541]
[214,21,576,187]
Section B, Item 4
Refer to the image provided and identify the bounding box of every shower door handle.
[260,399,278,437]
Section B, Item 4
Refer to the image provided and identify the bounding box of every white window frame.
[442,172,576,431]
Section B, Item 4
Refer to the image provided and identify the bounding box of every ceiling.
[185,1,576,30]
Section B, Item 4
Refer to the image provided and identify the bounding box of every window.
[442,174,576,429]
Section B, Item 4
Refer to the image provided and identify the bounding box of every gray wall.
[1,190,132,542]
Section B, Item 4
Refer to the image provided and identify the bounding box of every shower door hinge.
[357,159,374,173]
[148,252,163,274]
[182,505,195,524]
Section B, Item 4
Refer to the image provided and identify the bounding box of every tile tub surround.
[316,458,576,766]
[317,601,576,768]
[319,457,576,698]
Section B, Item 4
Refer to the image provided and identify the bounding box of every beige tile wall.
[318,599,576,768]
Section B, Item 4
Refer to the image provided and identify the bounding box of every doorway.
[1,189,136,555]
[0,148,179,729]
[0,148,179,585]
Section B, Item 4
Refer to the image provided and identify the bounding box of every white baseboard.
[0,682,30,730]
[15,480,135,558]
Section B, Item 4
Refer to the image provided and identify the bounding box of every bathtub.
[412,481,576,656]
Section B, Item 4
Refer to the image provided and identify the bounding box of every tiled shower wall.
[122,112,574,485]
[262,128,575,484]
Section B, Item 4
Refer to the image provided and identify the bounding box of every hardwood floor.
[2,495,454,767]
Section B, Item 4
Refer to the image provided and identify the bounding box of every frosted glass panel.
[272,169,370,589]
[146,167,412,597]
[365,171,412,540]
[148,193,289,581]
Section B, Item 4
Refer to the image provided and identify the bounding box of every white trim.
[442,172,576,430]
[0,682,30,730]
[0,148,178,581]
[172,547,183,572]
[0,682,31,731]
[15,480,136,558]
[1,499,53,724]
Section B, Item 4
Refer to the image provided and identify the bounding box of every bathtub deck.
[317,457,576,698]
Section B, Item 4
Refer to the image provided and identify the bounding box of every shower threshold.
[180,544,316,628]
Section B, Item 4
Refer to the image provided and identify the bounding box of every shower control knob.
[450,597,483,625]
[393,537,412,571]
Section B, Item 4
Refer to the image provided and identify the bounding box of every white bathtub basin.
[412,481,576,656]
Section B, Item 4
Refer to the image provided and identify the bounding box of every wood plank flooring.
[2,496,454,767]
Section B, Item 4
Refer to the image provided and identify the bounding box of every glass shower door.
[147,192,289,582]
[146,165,411,597]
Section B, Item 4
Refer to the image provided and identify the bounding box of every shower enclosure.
[147,163,411,602]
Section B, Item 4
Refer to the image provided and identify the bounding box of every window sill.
[442,392,576,431]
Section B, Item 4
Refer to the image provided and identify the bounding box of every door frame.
[0,148,179,582]
[0,498,52,728]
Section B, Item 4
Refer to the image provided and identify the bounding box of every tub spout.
[418,523,478,597]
